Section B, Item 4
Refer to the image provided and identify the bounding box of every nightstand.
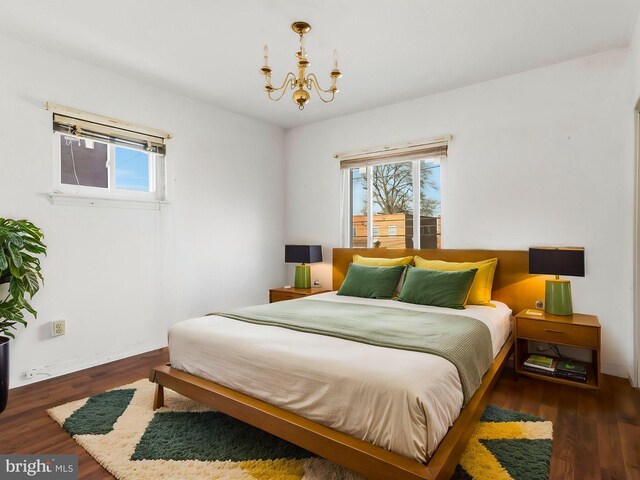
[514,309,601,389]
[269,287,331,303]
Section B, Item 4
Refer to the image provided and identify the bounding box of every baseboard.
[629,367,639,388]
[9,340,168,389]
[601,362,632,379]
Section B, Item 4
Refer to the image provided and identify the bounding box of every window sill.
[48,193,169,210]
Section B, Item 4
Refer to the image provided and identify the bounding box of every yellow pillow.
[413,256,498,306]
[353,254,413,266]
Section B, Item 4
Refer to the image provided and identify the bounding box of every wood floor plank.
[550,457,575,480]
[578,388,599,423]
[574,415,600,480]
[598,423,627,480]
[519,374,544,417]
[615,378,640,427]
[554,384,579,464]
[597,379,627,480]
[620,421,640,479]
[539,379,561,425]
[0,348,639,479]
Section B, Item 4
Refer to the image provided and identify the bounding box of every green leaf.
[20,300,36,318]
[0,248,7,271]
[0,299,23,317]
[9,277,25,301]
[14,317,28,326]
[21,271,40,297]
[8,263,22,279]
[8,245,23,269]
[22,243,46,255]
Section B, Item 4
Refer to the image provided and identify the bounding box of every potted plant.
[0,218,46,414]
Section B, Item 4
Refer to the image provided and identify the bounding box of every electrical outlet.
[24,370,36,379]
[52,320,65,337]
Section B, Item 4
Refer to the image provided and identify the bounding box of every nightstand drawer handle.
[544,329,564,334]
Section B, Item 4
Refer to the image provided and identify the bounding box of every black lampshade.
[285,245,323,264]
[529,246,585,277]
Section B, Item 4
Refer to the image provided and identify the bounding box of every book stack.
[522,354,556,376]
[555,360,587,383]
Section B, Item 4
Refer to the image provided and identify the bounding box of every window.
[48,103,171,203]
[57,134,158,199]
[339,136,448,249]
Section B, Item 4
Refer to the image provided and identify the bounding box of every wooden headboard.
[332,248,544,314]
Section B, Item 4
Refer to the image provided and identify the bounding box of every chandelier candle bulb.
[263,45,269,65]
[333,49,338,69]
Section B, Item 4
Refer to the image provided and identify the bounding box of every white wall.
[629,15,640,387]
[285,48,635,379]
[0,34,286,387]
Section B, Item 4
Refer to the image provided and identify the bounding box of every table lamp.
[285,245,323,288]
[529,246,585,315]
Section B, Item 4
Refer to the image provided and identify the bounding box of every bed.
[150,248,544,480]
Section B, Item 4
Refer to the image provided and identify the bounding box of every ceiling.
[1,0,639,129]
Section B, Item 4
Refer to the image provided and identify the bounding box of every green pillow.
[397,266,478,309]
[337,263,406,299]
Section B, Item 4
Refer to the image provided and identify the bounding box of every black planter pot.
[0,336,8,414]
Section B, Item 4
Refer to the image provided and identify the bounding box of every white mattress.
[168,292,512,462]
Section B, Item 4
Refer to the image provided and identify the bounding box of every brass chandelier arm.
[267,72,297,92]
[268,83,293,101]
[307,75,336,103]
[306,74,335,94]
[266,75,296,102]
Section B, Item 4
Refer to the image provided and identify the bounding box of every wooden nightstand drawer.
[270,291,301,303]
[517,318,598,349]
[269,287,331,303]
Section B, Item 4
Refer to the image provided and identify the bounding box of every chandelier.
[260,21,342,110]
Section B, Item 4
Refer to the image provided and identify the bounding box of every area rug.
[48,379,552,480]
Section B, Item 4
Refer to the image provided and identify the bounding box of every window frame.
[52,132,167,203]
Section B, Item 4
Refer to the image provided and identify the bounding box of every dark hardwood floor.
[1,348,639,479]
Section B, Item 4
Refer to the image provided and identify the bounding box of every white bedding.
[168,292,512,462]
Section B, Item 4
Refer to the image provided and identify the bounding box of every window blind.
[46,102,171,155]
[336,135,451,169]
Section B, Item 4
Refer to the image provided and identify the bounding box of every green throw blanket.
[218,299,493,404]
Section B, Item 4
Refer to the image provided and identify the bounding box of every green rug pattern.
[48,379,552,480]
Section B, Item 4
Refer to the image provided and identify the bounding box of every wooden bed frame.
[150,248,543,480]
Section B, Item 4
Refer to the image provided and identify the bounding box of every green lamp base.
[294,264,311,289]
[545,279,573,316]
